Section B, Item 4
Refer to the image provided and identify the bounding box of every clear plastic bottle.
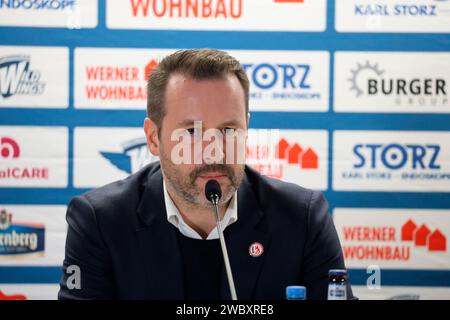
[286,286,307,300]
[327,269,347,300]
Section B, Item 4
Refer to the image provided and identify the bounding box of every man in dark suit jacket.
[59,49,353,300]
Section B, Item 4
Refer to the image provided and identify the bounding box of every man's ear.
[144,117,160,156]
[246,112,250,141]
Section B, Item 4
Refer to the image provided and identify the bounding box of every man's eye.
[223,127,236,134]
[185,128,198,135]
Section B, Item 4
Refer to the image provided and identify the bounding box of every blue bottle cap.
[286,286,306,300]
[328,269,347,276]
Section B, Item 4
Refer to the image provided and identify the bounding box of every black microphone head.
[205,179,222,203]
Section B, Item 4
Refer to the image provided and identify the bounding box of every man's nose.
[202,130,225,165]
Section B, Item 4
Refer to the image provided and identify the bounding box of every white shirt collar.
[163,180,238,240]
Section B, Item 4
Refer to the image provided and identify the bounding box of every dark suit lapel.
[220,174,271,300]
[136,165,185,299]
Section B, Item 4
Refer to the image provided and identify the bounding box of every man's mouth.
[197,172,228,180]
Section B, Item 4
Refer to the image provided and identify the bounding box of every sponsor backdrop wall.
[1,0,450,300]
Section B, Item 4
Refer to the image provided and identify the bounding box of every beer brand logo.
[0,209,46,258]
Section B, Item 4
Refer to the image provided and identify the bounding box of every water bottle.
[327,269,347,300]
[286,286,307,300]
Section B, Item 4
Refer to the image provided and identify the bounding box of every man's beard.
[159,148,244,208]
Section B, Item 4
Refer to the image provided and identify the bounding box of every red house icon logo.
[275,138,318,169]
[401,219,446,252]
[401,219,417,241]
[144,59,158,81]
[429,230,447,251]
[414,224,431,247]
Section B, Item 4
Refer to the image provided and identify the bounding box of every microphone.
[205,180,238,300]
[205,179,222,204]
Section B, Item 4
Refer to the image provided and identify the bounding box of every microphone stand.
[211,194,238,301]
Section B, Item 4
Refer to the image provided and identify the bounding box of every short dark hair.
[146,49,249,135]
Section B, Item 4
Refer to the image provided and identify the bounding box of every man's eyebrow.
[220,120,243,127]
[176,119,197,127]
